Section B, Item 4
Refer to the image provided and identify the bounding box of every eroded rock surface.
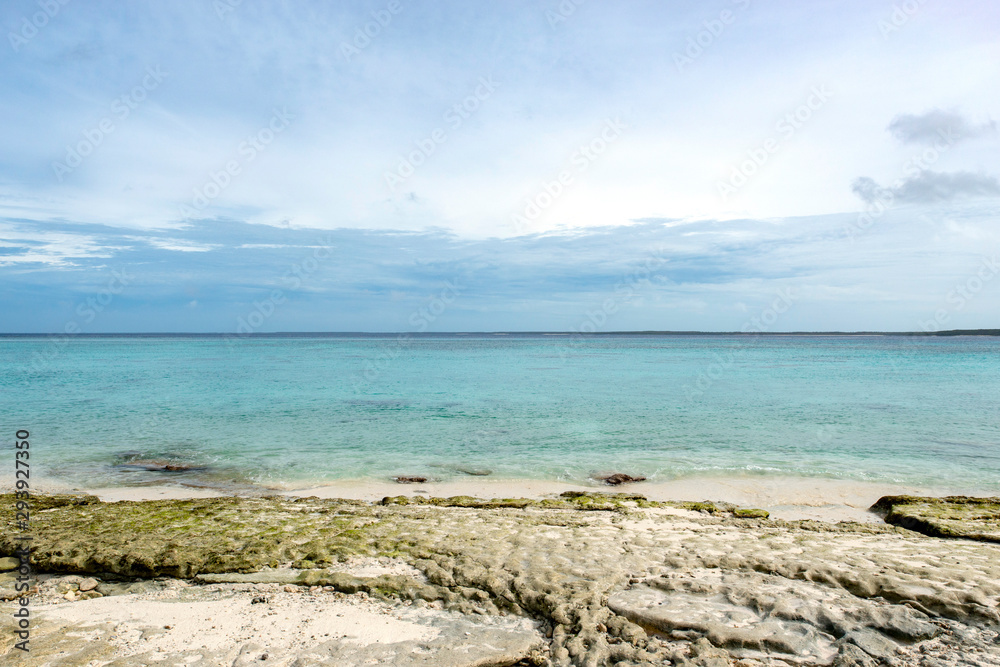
[2,493,1000,665]
[872,495,1000,543]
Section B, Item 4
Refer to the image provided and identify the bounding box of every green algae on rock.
[0,495,383,577]
[871,495,1000,543]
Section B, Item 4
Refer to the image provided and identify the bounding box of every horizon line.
[1,329,998,337]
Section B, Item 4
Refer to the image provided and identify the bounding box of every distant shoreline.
[1,329,998,337]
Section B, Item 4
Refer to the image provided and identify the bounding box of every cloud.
[3,208,999,333]
[895,171,1000,203]
[850,177,883,205]
[887,110,997,145]
[852,171,1000,205]
[145,238,218,252]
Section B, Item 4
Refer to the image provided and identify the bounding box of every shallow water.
[2,334,998,491]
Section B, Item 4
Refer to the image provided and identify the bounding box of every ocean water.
[1,334,998,492]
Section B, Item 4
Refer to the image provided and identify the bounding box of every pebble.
[78,577,99,592]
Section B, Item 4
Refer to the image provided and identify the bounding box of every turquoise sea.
[2,334,998,492]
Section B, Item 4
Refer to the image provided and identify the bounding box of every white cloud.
[888,109,997,145]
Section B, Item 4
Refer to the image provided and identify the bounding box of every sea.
[2,334,998,493]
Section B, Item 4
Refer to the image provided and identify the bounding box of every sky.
[1,0,999,332]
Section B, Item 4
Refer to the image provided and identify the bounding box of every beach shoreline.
[6,473,968,523]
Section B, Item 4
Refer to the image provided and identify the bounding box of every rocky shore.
[2,492,1000,666]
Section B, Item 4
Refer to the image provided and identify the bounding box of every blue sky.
[1,0,999,332]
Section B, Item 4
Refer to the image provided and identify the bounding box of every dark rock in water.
[163,464,199,472]
[394,476,428,484]
[871,495,1000,543]
[427,463,492,476]
[597,473,646,486]
[456,468,492,477]
[114,460,208,473]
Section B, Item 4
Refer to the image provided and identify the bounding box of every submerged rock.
[455,467,492,476]
[114,460,209,473]
[871,495,1000,543]
[597,473,647,486]
[394,476,428,484]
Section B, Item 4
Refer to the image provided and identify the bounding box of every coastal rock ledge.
[871,494,1000,543]
[3,492,1000,666]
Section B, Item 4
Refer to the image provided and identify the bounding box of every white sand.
[39,586,437,657]
[16,574,543,665]
[84,485,226,502]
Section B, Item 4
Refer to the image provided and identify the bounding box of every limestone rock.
[835,642,878,667]
[78,577,99,592]
[871,495,1000,543]
[841,628,899,660]
[733,508,770,519]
